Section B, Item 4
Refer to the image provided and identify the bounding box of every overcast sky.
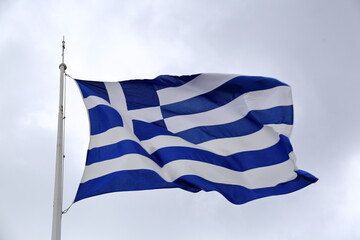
[1,0,360,239]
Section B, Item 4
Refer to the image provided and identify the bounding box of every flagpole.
[52,37,67,240]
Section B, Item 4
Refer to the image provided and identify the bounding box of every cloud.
[1,0,360,239]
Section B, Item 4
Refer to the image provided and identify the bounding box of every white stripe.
[81,152,297,189]
[198,126,279,155]
[89,126,139,150]
[164,85,292,133]
[265,124,293,137]
[128,107,163,123]
[157,73,239,105]
[83,95,111,109]
[246,85,292,110]
[89,126,279,156]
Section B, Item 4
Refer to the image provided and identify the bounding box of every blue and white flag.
[74,73,317,204]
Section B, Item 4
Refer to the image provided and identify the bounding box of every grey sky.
[1,0,359,239]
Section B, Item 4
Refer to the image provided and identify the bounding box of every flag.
[74,73,317,204]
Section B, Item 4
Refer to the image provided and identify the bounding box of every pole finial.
[59,36,67,70]
[61,36,65,63]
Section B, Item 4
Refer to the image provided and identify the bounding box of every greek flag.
[74,73,317,204]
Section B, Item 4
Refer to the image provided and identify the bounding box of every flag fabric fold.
[74,73,317,204]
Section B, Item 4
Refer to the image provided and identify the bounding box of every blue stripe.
[76,80,110,103]
[161,76,287,118]
[177,106,293,144]
[86,140,151,165]
[177,117,260,144]
[249,106,293,125]
[152,135,293,171]
[89,105,123,135]
[133,120,174,141]
[172,170,318,204]
[152,74,201,90]
[151,119,167,128]
[74,170,177,202]
[120,80,160,110]
[74,168,317,204]
[86,134,292,172]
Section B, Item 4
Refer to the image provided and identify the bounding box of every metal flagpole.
[52,37,67,240]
